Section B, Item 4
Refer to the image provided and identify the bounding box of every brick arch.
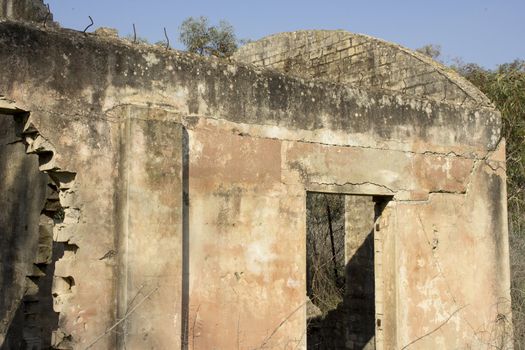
[234,30,492,108]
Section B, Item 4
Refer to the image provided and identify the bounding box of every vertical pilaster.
[117,107,184,349]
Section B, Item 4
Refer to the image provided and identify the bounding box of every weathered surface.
[0,0,51,23]
[234,30,491,107]
[0,20,512,349]
[343,196,376,350]
[116,106,183,349]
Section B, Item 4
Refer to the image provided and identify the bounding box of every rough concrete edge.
[24,120,79,350]
[2,105,80,349]
[0,20,498,119]
[0,0,56,26]
[0,21,505,154]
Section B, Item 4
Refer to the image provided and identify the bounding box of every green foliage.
[208,21,238,57]
[179,16,238,58]
[416,44,442,61]
[456,59,525,348]
[457,60,525,217]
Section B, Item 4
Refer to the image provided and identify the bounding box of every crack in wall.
[309,181,395,193]
[27,103,501,163]
[408,209,509,348]
[179,112,501,160]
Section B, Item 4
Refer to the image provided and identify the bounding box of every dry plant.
[306,193,346,315]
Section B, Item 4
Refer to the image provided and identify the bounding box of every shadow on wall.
[181,127,190,350]
[307,231,375,350]
[2,242,63,350]
[0,114,61,349]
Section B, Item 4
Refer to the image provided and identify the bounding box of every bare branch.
[400,305,467,349]
[84,286,159,350]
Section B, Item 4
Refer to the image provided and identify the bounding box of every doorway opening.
[306,192,390,350]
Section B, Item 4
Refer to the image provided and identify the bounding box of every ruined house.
[0,1,513,349]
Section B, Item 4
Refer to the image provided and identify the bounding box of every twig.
[323,194,339,283]
[133,23,137,44]
[293,317,309,350]
[255,301,307,349]
[126,283,145,310]
[164,27,170,50]
[416,214,483,343]
[400,305,467,349]
[84,286,159,350]
[191,304,201,350]
[83,16,94,33]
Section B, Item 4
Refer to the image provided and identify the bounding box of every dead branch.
[84,286,159,350]
[191,304,201,350]
[400,305,467,350]
[254,301,307,349]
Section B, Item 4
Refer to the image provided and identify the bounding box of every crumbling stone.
[0,16,511,350]
[0,0,53,24]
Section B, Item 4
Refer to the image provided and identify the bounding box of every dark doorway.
[306,192,389,350]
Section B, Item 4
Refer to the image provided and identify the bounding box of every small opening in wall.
[306,192,390,350]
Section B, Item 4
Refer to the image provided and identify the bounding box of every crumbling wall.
[0,21,512,349]
[0,0,51,23]
[0,107,81,349]
[234,30,491,107]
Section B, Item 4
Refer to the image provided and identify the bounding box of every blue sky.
[46,0,524,69]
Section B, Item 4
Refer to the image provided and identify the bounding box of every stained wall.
[0,21,512,349]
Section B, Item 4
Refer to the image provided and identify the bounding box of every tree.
[455,60,525,230]
[179,16,238,58]
[416,44,442,61]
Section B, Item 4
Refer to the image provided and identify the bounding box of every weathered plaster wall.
[0,21,512,349]
[115,106,183,349]
[393,168,511,348]
[0,22,501,157]
[234,30,491,107]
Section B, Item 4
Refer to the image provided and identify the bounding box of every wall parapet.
[0,22,501,158]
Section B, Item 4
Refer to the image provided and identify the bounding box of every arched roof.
[234,30,493,108]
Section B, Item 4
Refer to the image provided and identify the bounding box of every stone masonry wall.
[0,21,512,349]
[0,0,51,23]
[234,30,491,107]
